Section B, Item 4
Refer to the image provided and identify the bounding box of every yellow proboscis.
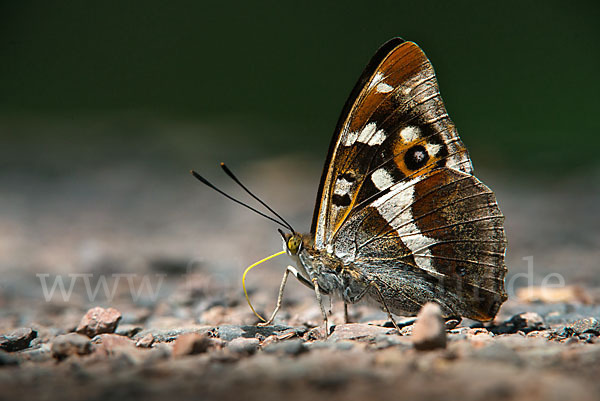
[242,250,286,322]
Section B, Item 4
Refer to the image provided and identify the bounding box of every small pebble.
[92,333,136,350]
[263,339,307,356]
[136,333,155,348]
[172,333,211,357]
[577,333,597,344]
[227,337,260,355]
[20,344,53,363]
[51,333,92,360]
[115,324,142,338]
[411,302,447,351]
[329,323,394,341]
[76,307,122,338]
[508,312,546,333]
[0,328,37,352]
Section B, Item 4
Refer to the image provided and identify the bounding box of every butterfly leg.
[258,265,299,326]
[344,302,350,324]
[369,283,401,333]
[311,277,331,336]
[346,280,401,333]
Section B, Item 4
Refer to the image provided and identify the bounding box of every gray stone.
[115,324,142,338]
[215,324,306,342]
[132,326,212,343]
[20,343,53,363]
[507,312,546,333]
[263,339,307,356]
[373,334,412,349]
[0,327,37,352]
[412,302,447,351]
[227,337,260,355]
[51,333,92,360]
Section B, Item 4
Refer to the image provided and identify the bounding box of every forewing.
[312,39,472,248]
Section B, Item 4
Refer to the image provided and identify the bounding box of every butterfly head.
[278,229,303,256]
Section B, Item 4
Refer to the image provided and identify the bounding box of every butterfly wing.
[312,39,473,248]
[311,39,506,320]
[333,168,507,320]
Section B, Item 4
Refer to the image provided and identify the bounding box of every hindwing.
[332,168,507,320]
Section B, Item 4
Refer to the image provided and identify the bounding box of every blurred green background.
[1,0,599,177]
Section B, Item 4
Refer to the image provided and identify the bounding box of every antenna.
[190,170,294,232]
[220,163,295,233]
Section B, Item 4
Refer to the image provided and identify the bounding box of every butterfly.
[194,38,507,332]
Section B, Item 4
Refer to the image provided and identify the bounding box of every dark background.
[0,1,599,295]
[1,1,599,174]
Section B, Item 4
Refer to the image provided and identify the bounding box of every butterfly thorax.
[282,232,371,303]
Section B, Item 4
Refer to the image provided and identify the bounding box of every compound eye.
[287,236,301,254]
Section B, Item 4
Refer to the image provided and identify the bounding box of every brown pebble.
[76,307,122,338]
[93,333,136,349]
[172,333,211,357]
[136,333,155,348]
[91,333,143,363]
[411,302,447,351]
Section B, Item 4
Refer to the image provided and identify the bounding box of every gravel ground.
[1,138,599,401]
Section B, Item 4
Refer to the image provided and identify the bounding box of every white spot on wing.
[357,123,376,143]
[367,72,384,90]
[376,82,394,93]
[400,126,420,144]
[356,123,387,146]
[425,142,442,157]
[372,180,439,275]
[342,130,358,146]
[371,168,394,190]
[367,72,393,93]
[367,129,387,146]
[333,177,353,196]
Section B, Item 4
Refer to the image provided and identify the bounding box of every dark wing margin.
[310,37,406,234]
